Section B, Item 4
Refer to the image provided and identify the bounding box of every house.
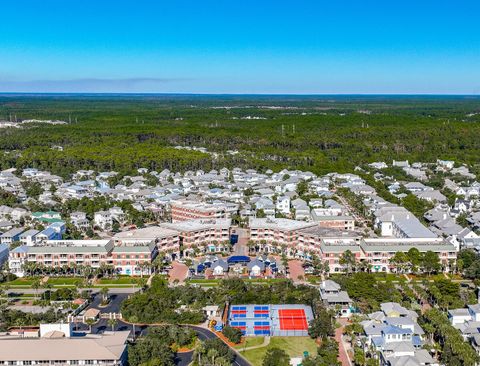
[319,280,353,318]
[361,302,431,366]
[404,182,429,193]
[414,190,447,203]
[19,229,40,246]
[211,259,229,275]
[109,206,126,223]
[70,211,90,231]
[31,211,62,224]
[202,305,220,319]
[94,210,113,230]
[448,308,472,326]
[0,227,25,245]
[369,162,388,170]
[276,196,290,215]
[254,198,275,218]
[392,160,409,168]
[36,227,61,242]
[437,159,455,170]
[0,244,8,267]
[247,258,265,277]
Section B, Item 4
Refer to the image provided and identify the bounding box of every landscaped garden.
[239,337,318,366]
[233,336,265,350]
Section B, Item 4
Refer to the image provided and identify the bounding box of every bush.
[222,325,242,344]
[262,347,290,366]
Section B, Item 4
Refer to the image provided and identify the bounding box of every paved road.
[5,287,139,295]
[188,326,251,366]
[76,293,250,366]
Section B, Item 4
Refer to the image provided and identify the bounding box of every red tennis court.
[278,309,308,330]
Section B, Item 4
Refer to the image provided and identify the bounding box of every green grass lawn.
[188,278,287,286]
[234,337,265,350]
[2,278,38,286]
[240,337,318,366]
[47,277,82,286]
[97,277,142,285]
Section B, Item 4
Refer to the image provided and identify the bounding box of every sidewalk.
[335,319,352,366]
[241,336,270,351]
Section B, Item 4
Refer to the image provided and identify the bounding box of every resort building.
[0,330,129,366]
[113,226,180,259]
[161,218,232,256]
[9,238,160,277]
[171,201,228,222]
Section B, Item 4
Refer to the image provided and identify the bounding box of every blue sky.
[0,0,479,94]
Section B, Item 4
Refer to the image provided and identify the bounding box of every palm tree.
[85,318,96,333]
[32,279,41,300]
[207,348,219,365]
[43,283,53,301]
[108,318,117,332]
[152,254,165,274]
[129,315,138,340]
[14,317,26,332]
[100,286,109,303]
[193,342,206,364]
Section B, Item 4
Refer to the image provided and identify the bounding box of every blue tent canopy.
[227,255,251,264]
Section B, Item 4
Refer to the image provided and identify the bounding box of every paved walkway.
[233,227,249,256]
[241,336,271,351]
[335,319,352,366]
[288,260,305,283]
[168,261,189,284]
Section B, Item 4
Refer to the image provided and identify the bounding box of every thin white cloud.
[0,78,191,93]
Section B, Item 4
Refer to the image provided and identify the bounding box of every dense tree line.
[0,307,60,331]
[1,96,480,177]
[421,308,479,366]
[122,278,321,324]
[121,278,206,324]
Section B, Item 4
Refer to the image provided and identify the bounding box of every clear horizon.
[1,0,479,94]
